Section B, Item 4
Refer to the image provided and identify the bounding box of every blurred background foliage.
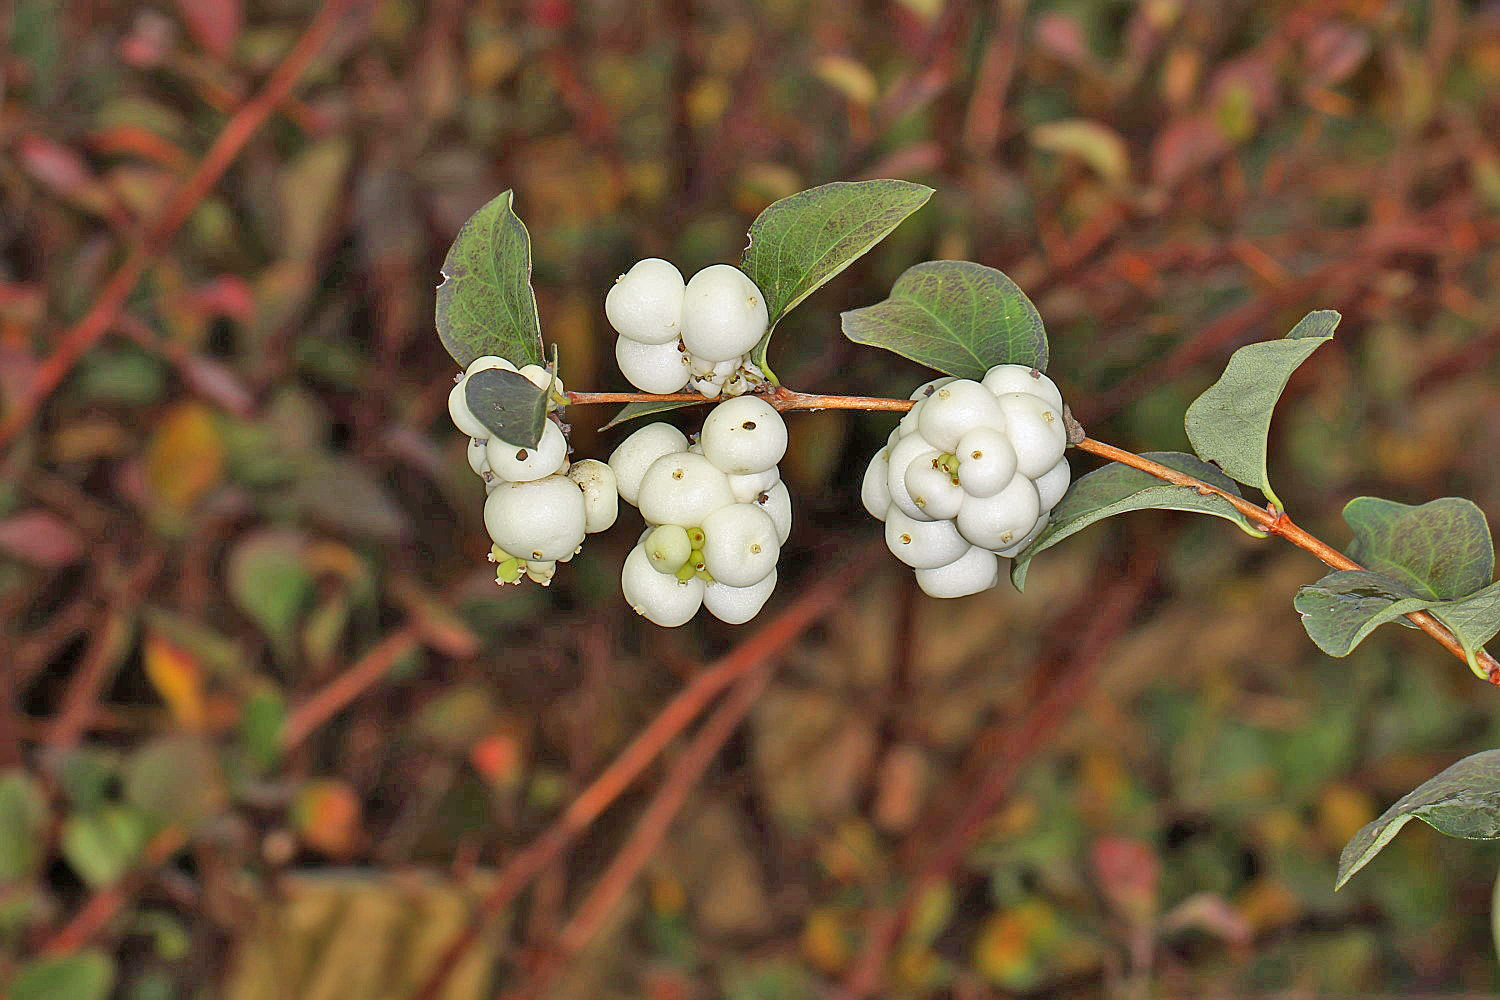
[3,0,1500,997]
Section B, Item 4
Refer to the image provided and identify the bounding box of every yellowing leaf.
[145,401,225,514]
[815,55,878,106]
[143,632,206,729]
[295,779,363,858]
[1029,119,1131,187]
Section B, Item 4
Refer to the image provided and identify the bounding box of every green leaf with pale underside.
[1183,310,1339,508]
[465,368,549,449]
[435,190,545,369]
[841,261,1048,380]
[1011,452,1264,590]
[1338,749,1500,890]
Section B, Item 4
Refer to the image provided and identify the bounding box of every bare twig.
[279,624,423,750]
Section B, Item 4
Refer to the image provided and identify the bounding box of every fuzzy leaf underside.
[1337,749,1500,890]
[1183,309,1339,507]
[435,190,545,369]
[841,260,1048,380]
[465,368,549,449]
[1010,452,1263,591]
[1342,496,1495,600]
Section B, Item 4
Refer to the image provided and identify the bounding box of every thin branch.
[279,624,423,750]
[1074,437,1500,683]
[0,0,357,449]
[406,557,868,1000]
[40,827,187,956]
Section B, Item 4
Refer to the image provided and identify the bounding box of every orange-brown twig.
[40,827,187,956]
[0,0,357,449]
[407,557,867,1000]
[280,624,423,750]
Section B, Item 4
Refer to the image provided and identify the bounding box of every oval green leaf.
[11,952,116,1000]
[1011,451,1264,590]
[841,260,1048,379]
[435,190,545,369]
[741,179,933,331]
[465,368,549,449]
[1183,309,1339,508]
[1344,496,1494,600]
[1338,749,1500,890]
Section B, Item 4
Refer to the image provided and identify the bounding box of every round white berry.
[755,480,792,544]
[955,474,1041,551]
[448,356,518,439]
[700,503,780,587]
[1033,457,1071,512]
[622,542,704,627]
[909,376,956,402]
[897,399,925,438]
[861,448,891,522]
[727,466,781,504]
[884,507,971,569]
[615,335,691,395]
[691,376,723,398]
[903,457,964,520]
[994,392,1067,479]
[643,523,692,574]
[954,426,1018,498]
[700,395,787,475]
[884,433,940,522]
[917,379,1007,453]
[914,545,1000,599]
[486,419,568,482]
[517,364,555,393]
[702,569,777,625]
[467,437,491,476]
[483,474,587,562]
[608,423,690,506]
[567,459,619,533]
[606,258,685,345]
[680,264,769,362]
[982,364,1062,411]
[637,452,736,527]
[689,355,735,379]
[525,560,557,586]
[995,512,1049,558]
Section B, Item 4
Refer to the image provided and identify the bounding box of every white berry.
[917,379,1007,453]
[483,474,587,562]
[755,480,792,544]
[637,452,736,527]
[700,395,787,475]
[954,426,1018,498]
[727,466,781,504]
[606,258,686,345]
[703,569,777,625]
[448,356,518,439]
[913,545,1000,599]
[680,264,769,362]
[643,523,692,574]
[486,419,568,482]
[567,459,619,533]
[884,433,940,522]
[982,364,1063,411]
[700,503,780,587]
[622,543,704,627]
[903,457,964,520]
[615,335,691,394]
[609,423,690,506]
[884,507,971,569]
[955,474,1041,551]
[995,512,1049,558]
[467,437,491,476]
[1034,457,1071,512]
[994,391,1067,479]
[861,448,891,522]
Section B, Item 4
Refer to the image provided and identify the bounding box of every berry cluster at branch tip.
[448,355,618,586]
[606,258,769,398]
[862,365,1070,598]
[608,395,791,626]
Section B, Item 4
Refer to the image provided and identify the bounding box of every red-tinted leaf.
[172,0,241,61]
[0,510,86,567]
[1090,836,1159,921]
[1150,114,1230,187]
[1033,13,1091,68]
[1304,24,1371,86]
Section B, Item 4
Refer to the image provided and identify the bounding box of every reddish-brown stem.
[1072,437,1500,684]
[279,625,423,750]
[0,0,356,449]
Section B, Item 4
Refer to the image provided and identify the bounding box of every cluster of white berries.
[862,365,1070,598]
[448,356,618,586]
[606,259,769,399]
[607,395,792,626]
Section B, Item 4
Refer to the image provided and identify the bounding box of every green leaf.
[241,688,286,773]
[1011,452,1264,591]
[1294,569,1500,671]
[1183,309,1339,508]
[226,529,313,662]
[1343,496,1494,599]
[11,951,116,1000]
[0,769,47,882]
[841,260,1048,379]
[599,397,705,432]
[1338,749,1500,890]
[464,368,549,449]
[61,806,152,887]
[124,736,223,830]
[741,179,933,329]
[434,190,545,369]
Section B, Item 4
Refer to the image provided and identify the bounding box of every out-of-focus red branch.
[408,557,869,1000]
[0,0,359,449]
